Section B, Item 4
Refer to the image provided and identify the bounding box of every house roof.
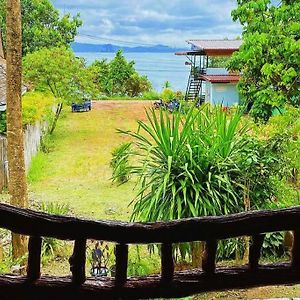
[176,39,242,56]
[200,74,240,83]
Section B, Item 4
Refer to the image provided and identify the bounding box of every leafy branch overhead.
[0,0,82,55]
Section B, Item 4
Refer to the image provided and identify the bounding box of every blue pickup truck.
[71,99,92,112]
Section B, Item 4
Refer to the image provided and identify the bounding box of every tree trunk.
[6,0,28,259]
[49,102,63,134]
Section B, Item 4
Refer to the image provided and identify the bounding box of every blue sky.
[51,0,241,47]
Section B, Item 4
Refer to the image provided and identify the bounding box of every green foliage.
[0,92,55,134]
[163,81,171,89]
[39,202,70,256]
[117,105,297,259]
[22,92,56,125]
[111,142,132,184]
[263,232,284,257]
[89,51,152,97]
[141,90,161,100]
[0,112,6,134]
[23,47,98,105]
[229,0,300,122]
[237,133,292,208]
[0,0,82,55]
[161,88,176,101]
[209,56,231,68]
[121,106,248,222]
[125,73,152,97]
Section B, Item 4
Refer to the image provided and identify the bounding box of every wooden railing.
[1,203,300,299]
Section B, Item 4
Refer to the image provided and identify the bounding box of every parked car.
[71,99,92,112]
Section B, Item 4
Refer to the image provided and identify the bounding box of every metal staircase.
[185,73,203,102]
[184,56,207,105]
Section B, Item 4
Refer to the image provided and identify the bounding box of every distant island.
[71,42,187,53]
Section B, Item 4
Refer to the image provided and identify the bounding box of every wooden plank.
[1,203,300,244]
[27,236,42,281]
[161,243,174,282]
[292,231,300,268]
[202,239,217,274]
[249,234,265,270]
[69,239,86,285]
[1,264,300,300]
[115,243,128,286]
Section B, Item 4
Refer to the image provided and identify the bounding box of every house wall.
[206,83,239,106]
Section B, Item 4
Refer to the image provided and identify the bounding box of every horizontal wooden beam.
[1,264,300,300]
[1,203,300,244]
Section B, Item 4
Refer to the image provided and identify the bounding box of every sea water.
[75,52,189,92]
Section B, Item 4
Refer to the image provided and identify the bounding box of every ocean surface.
[75,52,189,92]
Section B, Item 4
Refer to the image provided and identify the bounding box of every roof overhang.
[176,39,242,57]
[200,74,240,83]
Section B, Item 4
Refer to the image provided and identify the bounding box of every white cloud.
[51,0,242,47]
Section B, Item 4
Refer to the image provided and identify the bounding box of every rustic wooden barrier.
[0,203,300,299]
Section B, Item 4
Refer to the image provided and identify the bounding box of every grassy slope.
[29,101,152,220]
[28,101,300,298]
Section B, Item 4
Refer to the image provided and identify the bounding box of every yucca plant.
[119,105,249,263]
[123,106,248,221]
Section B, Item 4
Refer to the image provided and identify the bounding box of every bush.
[161,88,176,102]
[125,73,152,97]
[141,90,161,100]
[22,92,55,126]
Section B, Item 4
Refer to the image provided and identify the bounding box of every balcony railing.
[0,203,300,299]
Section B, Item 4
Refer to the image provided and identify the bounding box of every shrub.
[141,90,161,100]
[22,92,55,126]
[161,88,176,102]
[125,73,152,97]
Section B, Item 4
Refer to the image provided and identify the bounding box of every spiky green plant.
[111,142,132,184]
[121,105,248,222]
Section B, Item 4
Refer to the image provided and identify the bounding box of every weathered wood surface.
[1,264,300,300]
[27,236,42,281]
[69,239,86,285]
[1,203,300,243]
[249,234,265,270]
[115,244,128,286]
[202,239,217,274]
[161,243,174,282]
[1,203,300,299]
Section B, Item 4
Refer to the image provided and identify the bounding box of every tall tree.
[0,0,82,55]
[229,0,300,122]
[6,0,28,259]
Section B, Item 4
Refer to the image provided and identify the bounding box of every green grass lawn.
[28,101,152,220]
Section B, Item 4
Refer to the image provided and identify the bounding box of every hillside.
[71,42,186,53]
